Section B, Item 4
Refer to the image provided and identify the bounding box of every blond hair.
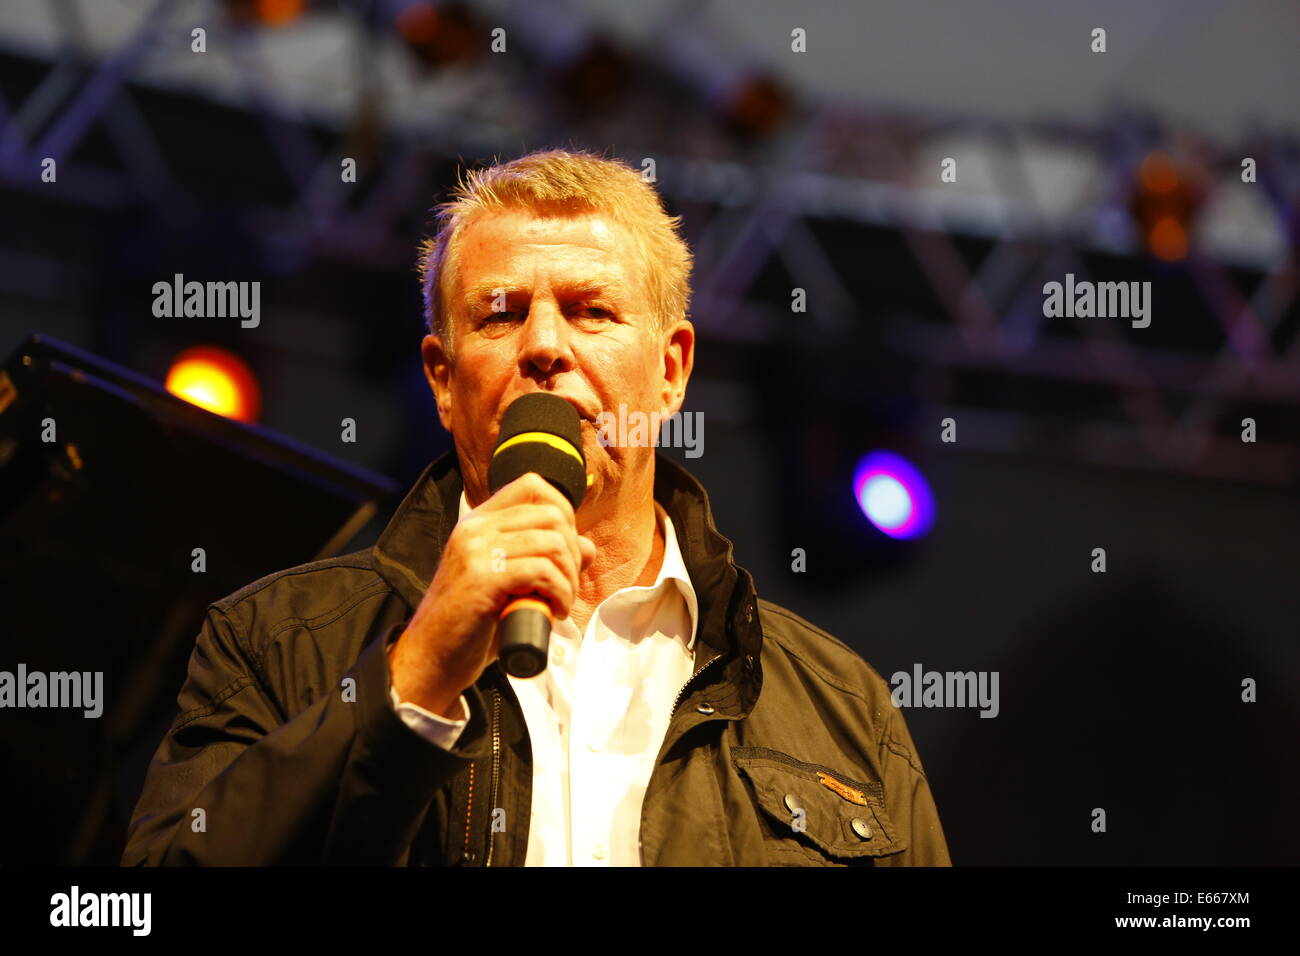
[416,148,692,355]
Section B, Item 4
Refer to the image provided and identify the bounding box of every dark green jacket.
[122,452,951,866]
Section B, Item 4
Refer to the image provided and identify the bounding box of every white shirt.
[388,491,699,866]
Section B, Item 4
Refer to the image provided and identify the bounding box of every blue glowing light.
[852,450,935,539]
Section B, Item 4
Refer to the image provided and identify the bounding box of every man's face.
[422,207,693,516]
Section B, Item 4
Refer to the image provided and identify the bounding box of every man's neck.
[568,493,664,635]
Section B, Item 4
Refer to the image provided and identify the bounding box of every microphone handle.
[497,595,553,678]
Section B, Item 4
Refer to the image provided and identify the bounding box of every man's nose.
[518,299,573,378]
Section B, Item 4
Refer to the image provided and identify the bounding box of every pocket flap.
[733,747,906,860]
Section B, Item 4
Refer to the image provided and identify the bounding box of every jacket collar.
[372,451,764,695]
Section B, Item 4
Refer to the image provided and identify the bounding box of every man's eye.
[478,307,612,326]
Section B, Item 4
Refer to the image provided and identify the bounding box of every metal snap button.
[696,702,715,715]
[851,817,873,840]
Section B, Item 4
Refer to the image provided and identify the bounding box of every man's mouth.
[499,394,597,428]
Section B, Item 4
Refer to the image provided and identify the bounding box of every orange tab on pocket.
[816,771,867,805]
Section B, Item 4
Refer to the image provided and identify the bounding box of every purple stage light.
[852,450,935,539]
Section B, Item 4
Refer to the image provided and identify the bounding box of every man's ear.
[421,333,455,432]
[658,319,695,419]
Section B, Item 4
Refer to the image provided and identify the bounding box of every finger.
[485,504,582,569]
[492,529,580,589]
[486,502,577,536]
[482,472,575,522]
[499,556,574,620]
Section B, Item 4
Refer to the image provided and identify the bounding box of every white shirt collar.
[457,490,699,651]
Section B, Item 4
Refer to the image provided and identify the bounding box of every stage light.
[1129,150,1201,263]
[165,347,262,423]
[397,1,481,71]
[223,0,306,27]
[723,72,791,140]
[853,450,935,540]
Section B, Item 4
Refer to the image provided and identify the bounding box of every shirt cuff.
[389,685,470,750]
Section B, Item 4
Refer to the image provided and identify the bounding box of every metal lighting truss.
[0,0,1296,485]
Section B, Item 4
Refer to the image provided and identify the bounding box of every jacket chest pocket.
[732,747,906,866]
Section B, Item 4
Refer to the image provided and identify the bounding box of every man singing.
[123,148,951,866]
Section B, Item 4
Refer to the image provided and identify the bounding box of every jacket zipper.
[635,655,724,865]
[670,654,723,718]
[461,763,475,863]
[484,686,501,866]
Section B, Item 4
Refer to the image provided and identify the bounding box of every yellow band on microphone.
[494,431,583,465]
[500,596,553,622]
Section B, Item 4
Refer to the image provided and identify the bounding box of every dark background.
[1,0,1297,865]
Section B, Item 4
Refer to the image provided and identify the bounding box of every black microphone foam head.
[488,393,588,509]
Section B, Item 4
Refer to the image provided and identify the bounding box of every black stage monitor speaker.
[0,334,397,864]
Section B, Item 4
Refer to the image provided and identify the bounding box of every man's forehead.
[452,210,646,302]
[461,207,624,247]
[460,270,631,305]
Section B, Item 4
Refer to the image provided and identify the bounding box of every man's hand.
[388,472,597,718]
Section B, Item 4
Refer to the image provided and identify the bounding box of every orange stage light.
[165,346,262,423]
[224,0,305,27]
[1130,150,1202,264]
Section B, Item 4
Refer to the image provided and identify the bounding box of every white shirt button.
[588,739,601,752]
[552,645,566,664]
[592,844,607,860]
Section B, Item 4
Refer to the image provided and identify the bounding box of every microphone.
[487,393,589,678]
